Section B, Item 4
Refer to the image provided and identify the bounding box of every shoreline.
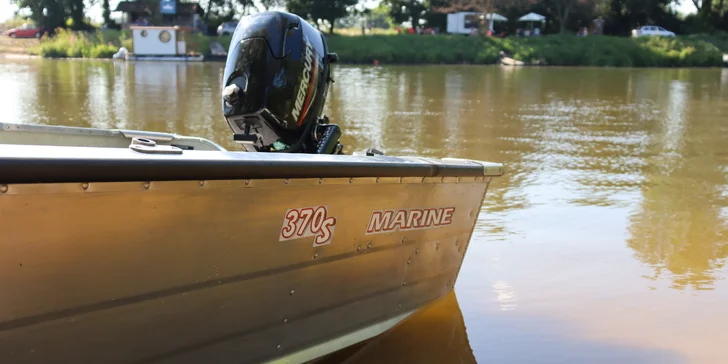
[4,31,727,68]
[2,51,726,69]
[0,52,41,59]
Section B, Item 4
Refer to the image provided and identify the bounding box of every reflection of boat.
[313,291,476,364]
[0,122,503,363]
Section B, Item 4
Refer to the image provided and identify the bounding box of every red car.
[5,23,41,38]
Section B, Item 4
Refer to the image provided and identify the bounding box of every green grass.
[327,33,726,67]
[35,29,131,58]
[33,29,726,67]
[682,33,728,53]
[35,29,230,58]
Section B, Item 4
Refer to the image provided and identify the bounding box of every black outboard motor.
[221,11,342,154]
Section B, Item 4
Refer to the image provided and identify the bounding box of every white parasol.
[479,13,508,31]
[518,12,546,22]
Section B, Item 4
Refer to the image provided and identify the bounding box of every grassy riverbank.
[28,29,231,59]
[33,30,124,58]
[328,33,728,67]
[12,28,728,67]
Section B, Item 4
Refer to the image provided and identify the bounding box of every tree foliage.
[287,0,358,34]
[236,0,256,15]
[384,0,428,26]
[541,0,599,33]
[260,0,286,9]
[11,0,728,39]
[102,0,111,26]
[11,0,67,30]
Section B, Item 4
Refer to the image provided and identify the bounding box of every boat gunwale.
[0,143,504,184]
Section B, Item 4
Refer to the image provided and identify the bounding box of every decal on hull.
[280,205,337,246]
[366,207,455,235]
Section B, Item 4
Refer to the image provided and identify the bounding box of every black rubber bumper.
[0,144,499,184]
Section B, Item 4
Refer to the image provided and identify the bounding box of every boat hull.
[0,174,493,363]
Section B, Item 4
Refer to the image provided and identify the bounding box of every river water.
[2,58,728,363]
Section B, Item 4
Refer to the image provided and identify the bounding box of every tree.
[424,0,449,30]
[384,0,427,28]
[236,0,256,15]
[541,0,599,33]
[316,0,359,34]
[547,0,576,33]
[204,0,228,21]
[603,0,678,35]
[260,0,285,10]
[287,0,358,34]
[11,0,66,30]
[287,0,316,23]
[102,0,111,26]
[64,0,87,29]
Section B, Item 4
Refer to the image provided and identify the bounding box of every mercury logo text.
[291,40,315,124]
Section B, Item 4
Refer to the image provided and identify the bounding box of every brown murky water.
[2,59,728,363]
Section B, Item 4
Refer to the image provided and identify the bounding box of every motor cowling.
[221,11,341,153]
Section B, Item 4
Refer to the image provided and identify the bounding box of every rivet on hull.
[245,179,250,185]
[402,281,407,286]
[455,240,459,246]
[356,245,361,252]
[284,179,289,185]
[143,182,150,190]
[283,318,288,324]
[199,180,205,187]
[407,259,411,265]
[81,183,89,190]
[318,178,323,184]
[375,177,380,183]
[458,247,462,252]
[348,178,353,184]
[367,242,372,250]
[0,185,7,193]
[436,242,440,250]
[277,344,282,350]
[398,304,402,308]
[415,248,419,254]
[289,289,295,296]
[313,252,319,259]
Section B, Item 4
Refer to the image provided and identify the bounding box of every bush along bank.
[326,33,727,67]
[32,29,725,67]
[34,29,129,58]
[33,29,232,59]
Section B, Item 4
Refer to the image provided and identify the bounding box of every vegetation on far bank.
[32,30,125,58]
[27,29,232,59]
[329,33,727,67]
[22,28,726,68]
[4,0,728,67]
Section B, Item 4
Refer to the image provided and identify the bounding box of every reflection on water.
[627,78,728,291]
[316,291,477,364]
[2,59,728,362]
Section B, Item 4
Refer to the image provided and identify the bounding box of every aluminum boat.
[0,122,503,363]
[1,10,504,364]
